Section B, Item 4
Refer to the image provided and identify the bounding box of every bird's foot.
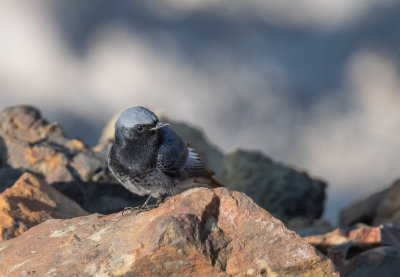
[154,193,173,207]
[121,193,173,215]
[121,206,138,215]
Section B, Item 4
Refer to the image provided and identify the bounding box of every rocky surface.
[0,105,144,214]
[340,179,400,226]
[0,187,338,276]
[305,224,400,276]
[221,149,326,222]
[0,172,88,241]
[100,112,223,177]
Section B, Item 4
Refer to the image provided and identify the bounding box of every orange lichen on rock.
[0,172,88,241]
[24,146,66,172]
[66,139,85,151]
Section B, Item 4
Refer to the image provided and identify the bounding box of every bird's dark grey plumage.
[108,106,221,201]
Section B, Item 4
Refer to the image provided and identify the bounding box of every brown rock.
[0,172,88,241]
[0,105,81,183]
[0,188,338,276]
[0,105,144,214]
[305,224,400,276]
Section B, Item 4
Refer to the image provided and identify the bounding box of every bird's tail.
[191,176,224,188]
[208,177,224,188]
[174,176,224,195]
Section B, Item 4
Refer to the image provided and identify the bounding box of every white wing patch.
[187,147,202,165]
[185,146,209,177]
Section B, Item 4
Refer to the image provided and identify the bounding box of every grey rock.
[340,179,400,227]
[221,149,326,222]
[342,246,400,277]
[286,217,334,237]
[374,180,400,226]
[340,187,389,226]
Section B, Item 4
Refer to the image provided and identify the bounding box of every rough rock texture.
[0,172,88,241]
[221,149,326,222]
[0,188,338,277]
[340,179,400,226]
[100,112,223,177]
[305,224,400,276]
[0,105,144,213]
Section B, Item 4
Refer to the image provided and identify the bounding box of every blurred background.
[1,0,400,223]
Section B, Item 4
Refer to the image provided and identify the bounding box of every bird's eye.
[136,125,144,132]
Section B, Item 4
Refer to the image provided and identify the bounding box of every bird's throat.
[113,138,158,172]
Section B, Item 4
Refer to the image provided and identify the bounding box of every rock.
[305,224,400,276]
[339,246,400,277]
[221,149,326,222]
[374,180,400,226]
[286,217,334,237]
[340,179,400,226]
[0,105,144,214]
[0,188,338,276]
[340,188,389,226]
[99,112,223,177]
[0,172,88,241]
[0,105,80,184]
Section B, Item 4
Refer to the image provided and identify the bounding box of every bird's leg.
[141,195,153,208]
[155,194,168,207]
[121,206,136,215]
[155,189,175,207]
[121,190,175,215]
[121,195,153,215]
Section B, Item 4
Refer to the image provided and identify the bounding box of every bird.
[108,106,222,210]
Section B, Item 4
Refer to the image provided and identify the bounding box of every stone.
[340,179,400,227]
[221,149,326,222]
[99,111,224,177]
[0,188,338,276]
[285,217,334,237]
[0,172,88,241]
[0,105,144,214]
[305,224,400,276]
[374,180,400,226]
[340,188,389,226]
[0,105,79,184]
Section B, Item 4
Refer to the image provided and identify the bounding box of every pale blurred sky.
[1,0,400,222]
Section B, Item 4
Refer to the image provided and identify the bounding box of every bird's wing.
[184,146,212,177]
[157,127,224,188]
[182,146,224,188]
[156,127,188,177]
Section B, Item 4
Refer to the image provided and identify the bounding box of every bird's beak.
[149,122,170,131]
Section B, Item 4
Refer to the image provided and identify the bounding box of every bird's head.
[114,106,169,146]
